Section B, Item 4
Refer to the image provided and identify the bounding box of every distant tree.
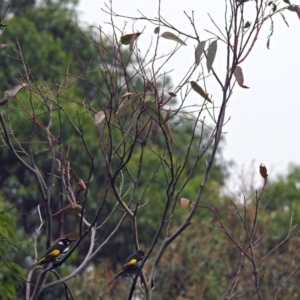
[261,165,300,229]
[0,198,26,300]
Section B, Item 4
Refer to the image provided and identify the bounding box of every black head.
[0,24,8,29]
[137,250,145,259]
[58,237,72,246]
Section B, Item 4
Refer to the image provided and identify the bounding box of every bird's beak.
[2,25,8,27]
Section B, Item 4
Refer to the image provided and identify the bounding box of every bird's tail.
[108,270,123,285]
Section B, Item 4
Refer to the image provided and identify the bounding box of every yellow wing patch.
[48,249,60,257]
[126,258,137,266]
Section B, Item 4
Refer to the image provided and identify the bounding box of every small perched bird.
[34,236,74,266]
[109,250,145,285]
[0,24,8,36]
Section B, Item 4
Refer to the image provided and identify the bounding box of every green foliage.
[145,199,300,299]
[0,4,99,97]
[0,197,26,300]
[262,165,300,232]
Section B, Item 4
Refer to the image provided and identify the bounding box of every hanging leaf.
[180,198,191,209]
[165,107,172,121]
[160,32,187,45]
[283,0,291,4]
[286,5,296,11]
[266,37,271,49]
[117,96,140,117]
[233,66,249,88]
[130,33,140,51]
[206,40,217,73]
[190,81,212,103]
[94,111,106,126]
[76,178,87,195]
[120,32,141,45]
[154,27,160,34]
[150,118,159,139]
[244,21,251,29]
[259,164,268,179]
[295,6,300,19]
[268,1,277,12]
[195,41,206,66]
[144,101,174,142]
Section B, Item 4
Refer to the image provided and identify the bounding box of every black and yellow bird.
[109,250,145,285]
[34,236,74,266]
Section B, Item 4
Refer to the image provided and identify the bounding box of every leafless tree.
[1,1,299,299]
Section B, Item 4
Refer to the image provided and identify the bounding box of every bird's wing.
[124,258,137,267]
[34,249,61,265]
[45,249,61,257]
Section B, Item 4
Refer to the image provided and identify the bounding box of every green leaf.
[154,27,160,34]
[195,41,206,66]
[283,0,291,4]
[190,81,212,103]
[268,2,277,12]
[244,21,251,29]
[117,96,140,117]
[233,66,250,89]
[206,40,217,73]
[160,32,187,45]
[94,111,106,126]
[295,5,300,19]
[120,32,141,45]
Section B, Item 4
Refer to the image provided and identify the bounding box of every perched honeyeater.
[34,234,78,266]
[0,24,8,36]
[109,250,145,284]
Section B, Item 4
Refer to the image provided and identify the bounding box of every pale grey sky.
[77,0,300,187]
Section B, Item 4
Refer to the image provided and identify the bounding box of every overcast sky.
[77,0,300,189]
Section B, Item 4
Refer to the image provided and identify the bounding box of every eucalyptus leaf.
[154,27,160,34]
[120,32,141,45]
[206,40,217,73]
[160,32,187,45]
[190,81,212,103]
[195,41,206,66]
[244,21,251,29]
[117,97,139,117]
